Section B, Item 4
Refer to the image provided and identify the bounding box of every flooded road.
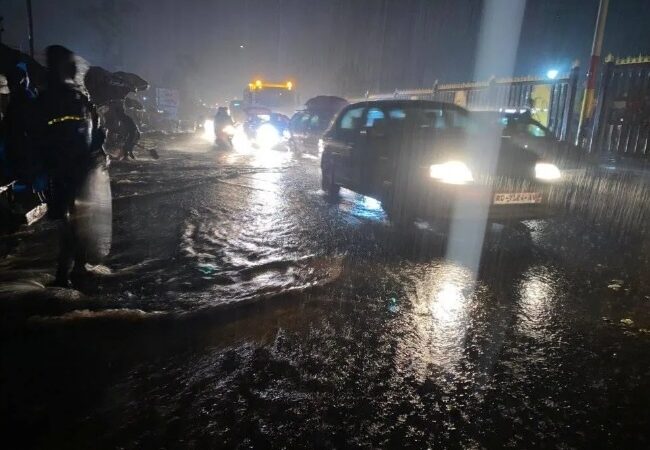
[2,134,650,448]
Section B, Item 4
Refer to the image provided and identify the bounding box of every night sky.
[3,0,650,103]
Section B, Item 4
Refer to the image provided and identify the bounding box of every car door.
[304,112,331,155]
[289,112,308,153]
[358,106,390,196]
[324,104,367,187]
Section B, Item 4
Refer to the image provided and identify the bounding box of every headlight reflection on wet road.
[399,262,476,378]
[516,266,562,342]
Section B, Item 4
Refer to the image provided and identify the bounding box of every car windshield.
[2,1,649,448]
[374,105,483,135]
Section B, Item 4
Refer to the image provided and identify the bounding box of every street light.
[546,69,559,80]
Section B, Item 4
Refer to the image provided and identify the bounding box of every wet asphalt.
[1,133,650,449]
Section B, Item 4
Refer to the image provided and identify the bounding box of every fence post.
[589,55,616,153]
[561,62,580,142]
[488,76,497,109]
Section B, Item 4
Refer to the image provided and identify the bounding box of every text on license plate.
[493,192,542,205]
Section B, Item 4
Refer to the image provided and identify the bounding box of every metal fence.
[362,55,650,160]
[591,55,650,158]
[364,67,580,142]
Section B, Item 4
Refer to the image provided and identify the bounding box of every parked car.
[320,100,564,224]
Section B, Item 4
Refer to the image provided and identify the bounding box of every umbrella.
[84,66,149,105]
[124,97,144,110]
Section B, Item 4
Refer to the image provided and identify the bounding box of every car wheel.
[321,167,340,197]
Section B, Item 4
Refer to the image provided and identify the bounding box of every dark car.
[243,109,290,150]
[473,110,586,170]
[289,96,348,155]
[320,100,565,224]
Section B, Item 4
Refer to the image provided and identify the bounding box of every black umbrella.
[84,66,149,105]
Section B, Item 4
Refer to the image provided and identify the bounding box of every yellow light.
[286,81,293,90]
[255,80,262,89]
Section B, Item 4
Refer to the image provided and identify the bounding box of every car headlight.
[429,161,473,185]
[202,119,215,141]
[256,123,280,149]
[535,162,561,181]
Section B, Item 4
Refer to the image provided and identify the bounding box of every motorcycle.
[215,124,235,150]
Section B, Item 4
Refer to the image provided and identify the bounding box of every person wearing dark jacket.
[114,101,140,160]
[36,45,108,287]
[3,62,39,183]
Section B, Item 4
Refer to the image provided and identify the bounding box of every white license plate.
[493,192,542,205]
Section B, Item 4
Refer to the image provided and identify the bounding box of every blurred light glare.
[429,161,474,184]
[203,119,215,141]
[256,123,280,150]
[546,69,559,80]
[535,162,561,180]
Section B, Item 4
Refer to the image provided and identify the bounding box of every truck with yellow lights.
[243,80,298,116]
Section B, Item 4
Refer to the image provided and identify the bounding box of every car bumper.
[415,182,555,222]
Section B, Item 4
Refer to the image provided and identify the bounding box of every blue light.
[362,196,382,210]
[546,69,559,80]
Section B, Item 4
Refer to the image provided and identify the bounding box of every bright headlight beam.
[429,161,474,185]
[535,162,561,181]
[256,123,280,150]
[202,119,215,141]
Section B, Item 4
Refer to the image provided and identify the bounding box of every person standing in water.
[36,45,108,287]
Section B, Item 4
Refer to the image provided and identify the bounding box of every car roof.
[346,99,468,112]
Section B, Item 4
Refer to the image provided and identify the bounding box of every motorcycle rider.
[213,106,234,148]
[36,45,107,287]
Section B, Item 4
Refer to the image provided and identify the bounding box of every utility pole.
[26,0,35,56]
[576,0,609,147]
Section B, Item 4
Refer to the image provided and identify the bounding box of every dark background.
[3,0,650,102]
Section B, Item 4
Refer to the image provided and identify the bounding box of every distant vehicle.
[288,96,348,155]
[228,99,246,123]
[472,110,584,169]
[243,80,298,116]
[320,100,564,224]
[243,107,290,150]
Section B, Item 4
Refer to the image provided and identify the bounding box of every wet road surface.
[2,134,650,448]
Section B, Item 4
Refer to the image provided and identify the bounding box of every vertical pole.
[26,0,35,57]
[577,0,609,147]
[589,56,615,153]
[0,16,4,44]
[561,62,580,142]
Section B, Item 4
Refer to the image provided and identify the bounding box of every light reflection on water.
[396,261,476,379]
[516,265,561,342]
[337,191,386,221]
